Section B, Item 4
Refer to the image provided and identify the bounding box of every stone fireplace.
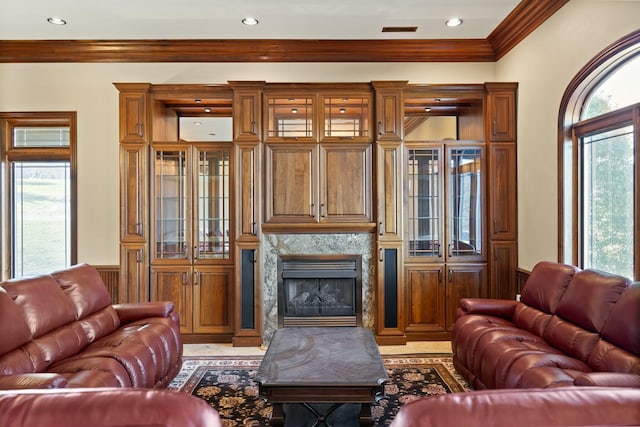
[262,233,375,344]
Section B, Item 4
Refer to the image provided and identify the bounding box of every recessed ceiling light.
[242,17,259,26]
[47,17,67,25]
[204,108,211,113]
[291,108,298,114]
[339,108,346,114]
[424,107,432,112]
[445,17,463,27]
[194,121,202,126]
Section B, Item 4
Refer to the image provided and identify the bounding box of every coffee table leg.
[358,403,374,426]
[270,403,285,426]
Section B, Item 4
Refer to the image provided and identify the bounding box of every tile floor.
[183,341,452,357]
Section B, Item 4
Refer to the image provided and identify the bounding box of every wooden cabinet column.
[373,81,407,344]
[486,83,518,300]
[230,81,264,346]
[115,83,151,304]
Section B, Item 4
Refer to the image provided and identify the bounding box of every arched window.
[559,30,640,280]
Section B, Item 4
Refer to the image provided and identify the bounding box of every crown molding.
[488,0,570,60]
[0,0,567,63]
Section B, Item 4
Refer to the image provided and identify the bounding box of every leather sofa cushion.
[52,263,113,320]
[555,269,629,333]
[0,289,32,354]
[2,275,77,338]
[543,315,600,362]
[601,283,640,356]
[512,303,553,336]
[519,261,578,314]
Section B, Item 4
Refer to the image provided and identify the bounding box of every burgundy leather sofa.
[0,387,222,427]
[0,263,182,389]
[391,387,640,427]
[452,261,640,390]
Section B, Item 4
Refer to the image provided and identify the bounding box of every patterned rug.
[168,354,470,427]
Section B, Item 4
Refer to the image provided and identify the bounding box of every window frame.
[0,111,77,279]
[558,30,640,280]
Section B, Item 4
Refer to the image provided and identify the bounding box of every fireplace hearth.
[277,255,363,327]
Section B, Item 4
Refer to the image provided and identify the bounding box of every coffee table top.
[255,327,388,387]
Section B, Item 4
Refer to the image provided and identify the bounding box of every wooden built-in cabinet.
[262,86,375,231]
[116,80,518,345]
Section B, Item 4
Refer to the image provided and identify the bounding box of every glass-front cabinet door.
[321,95,372,141]
[152,147,190,262]
[406,145,443,260]
[194,146,231,262]
[447,146,484,261]
[265,96,316,141]
[151,144,233,264]
[405,143,484,262]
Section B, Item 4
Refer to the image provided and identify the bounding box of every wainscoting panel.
[95,265,120,304]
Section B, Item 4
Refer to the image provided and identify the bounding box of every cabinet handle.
[135,249,142,263]
[378,121,383,136]
[194,271,200,286]
[449,269,453,283]
[492,121,496,135]
[438,269,442,282]
[379,221,384,236]
[193,245,199,260]
[310,203,315,215]
[251,121,256,135]
[320,203,326,218]
[252,222,256,235]
[137,123,144,137]
[379,248,384,262]
[183,272,189,285]
[448,243,453,257]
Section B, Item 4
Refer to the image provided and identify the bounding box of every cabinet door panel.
[119,244,147,303]
[375,91,403,141]
[321,144,372,222]
[193,267,234,334]
[489,144,517,240]
[445,264,487,330]
[265,144,316,222]
[237,143,258,237]
[120,144,147,242]
[377,142,402,239]
[487,89,516,142]
[491,241,517,300]
[151,267,192,333]
[119,92,147,143]
[405,266,445,332]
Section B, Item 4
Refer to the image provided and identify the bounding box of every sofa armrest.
[113,301,175,324]
[0,373,68,390]
[459,298,517,319]
[575,372,640,388]
[0,388,222,427]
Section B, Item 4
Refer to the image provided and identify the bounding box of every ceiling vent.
[381,26,418,33]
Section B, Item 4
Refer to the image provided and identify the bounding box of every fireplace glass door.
[278,256,362,327]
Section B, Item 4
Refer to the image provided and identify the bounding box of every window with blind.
[0,113,77,278]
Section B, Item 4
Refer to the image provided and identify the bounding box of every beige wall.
[0,0,637,269]
[495,0,640,270]
[0,63,496,265]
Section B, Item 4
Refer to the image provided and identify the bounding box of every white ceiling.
[0,0,521,40]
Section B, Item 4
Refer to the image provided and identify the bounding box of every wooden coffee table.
[255,327,388,426]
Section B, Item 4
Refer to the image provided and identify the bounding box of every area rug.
[168,354,470,427]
